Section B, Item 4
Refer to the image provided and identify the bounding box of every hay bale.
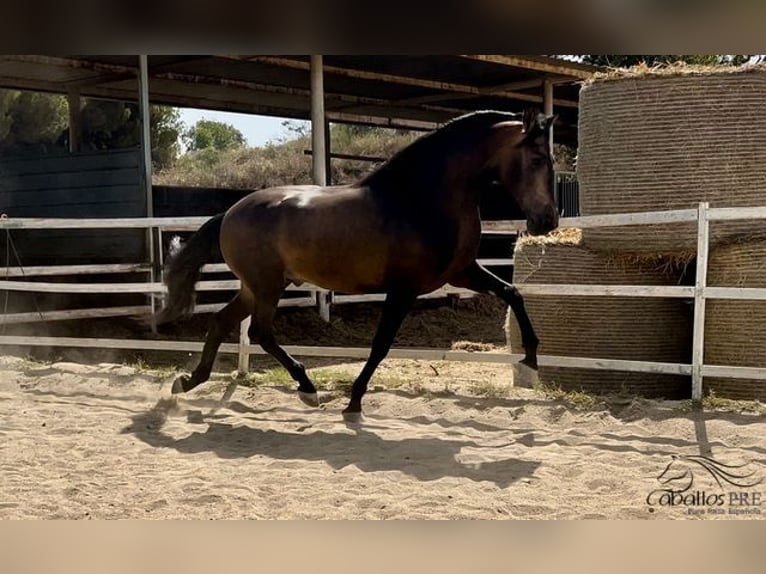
[704,238,766,401]
[577,64,766,254]
[506,231,692,397]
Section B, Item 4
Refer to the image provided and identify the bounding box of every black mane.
[361,110,520,189]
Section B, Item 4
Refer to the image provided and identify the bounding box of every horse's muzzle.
[526,207,559,236]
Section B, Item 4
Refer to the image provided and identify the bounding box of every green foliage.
[150,106,183,170]
[280,119,310,138]
[183,119,246,152]
[79,99,182,169]
[0,89,181,169]
[0,89,68,154]
[160,136,313,189]
[156,125,420,189]
[582,55,753,68]
[330,123,407,151]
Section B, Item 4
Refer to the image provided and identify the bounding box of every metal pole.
[311,55,328,188]
[324,118,332,185]
[138,56,154,218]
[138,55,157,332]
[691,201,710,404]
[543,79,554,153]
[311,54,331,322]
[66,89,81,153]
[238,316,252,374]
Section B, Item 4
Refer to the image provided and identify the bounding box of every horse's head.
[488,108,558,236]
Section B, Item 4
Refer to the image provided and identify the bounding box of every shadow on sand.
[121,398,539,488]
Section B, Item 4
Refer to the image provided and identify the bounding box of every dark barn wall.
[0,149,146,266]
[153,185,249,217]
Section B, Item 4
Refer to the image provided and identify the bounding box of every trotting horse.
[155,108,559,421]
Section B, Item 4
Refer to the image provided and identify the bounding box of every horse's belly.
[284,239,389,294]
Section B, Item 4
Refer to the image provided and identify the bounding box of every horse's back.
[220,184,395,292]
[219,182,480,294]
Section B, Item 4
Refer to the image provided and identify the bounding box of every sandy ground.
[0,354,764,520]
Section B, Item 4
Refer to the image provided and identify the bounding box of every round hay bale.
[704,238,766,401]
[577,64,766,254]
[506,231,692,397]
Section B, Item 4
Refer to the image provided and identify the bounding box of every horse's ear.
[522,108,556,139]
[545,114,557,131]
[522,108,540,134]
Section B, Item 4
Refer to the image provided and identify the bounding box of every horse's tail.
[154,212,225,325]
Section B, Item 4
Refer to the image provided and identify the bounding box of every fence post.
[238,316,252,374]
[691,201,710,403]
[318,290,331,322]
[156,227,164,312]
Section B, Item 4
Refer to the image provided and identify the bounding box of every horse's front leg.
[450,261,539,369]
[342,291,416,423]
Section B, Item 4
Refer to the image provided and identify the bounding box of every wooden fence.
[1,202,765,401]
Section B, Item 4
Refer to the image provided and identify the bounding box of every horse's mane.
[361,110,520,188]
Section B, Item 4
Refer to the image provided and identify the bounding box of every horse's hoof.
[298,391,320,408]
[171,375,189,394]
[342,410,363,424]
[512,362,539,389]
[520,354,538,370]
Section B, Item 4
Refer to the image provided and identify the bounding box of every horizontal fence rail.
[2,203,766,401]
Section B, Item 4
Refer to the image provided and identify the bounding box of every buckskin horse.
[155,108,558,421]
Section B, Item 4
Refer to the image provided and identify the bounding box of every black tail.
[154,213,225,325]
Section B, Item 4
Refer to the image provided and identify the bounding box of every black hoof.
[520,356,538,370]
[298,391,320,408]
[342,410,363,424]
[171,375,190,394]
[513,362,539,388]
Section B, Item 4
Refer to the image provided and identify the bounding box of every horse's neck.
[368,149,487,217]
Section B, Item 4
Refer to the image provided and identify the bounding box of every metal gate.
[555,171,580,217]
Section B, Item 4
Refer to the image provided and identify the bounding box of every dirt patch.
[1,355,763,519]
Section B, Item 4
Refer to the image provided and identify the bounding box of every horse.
[155,108,558,422]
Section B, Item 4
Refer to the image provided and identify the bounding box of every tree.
[581,55,753,68]
[0,90,182,168]
[78,99,182,169]
[183,119,246,152]
[150,106,183,169]
[280,119,310,139]
[0,89,68,154]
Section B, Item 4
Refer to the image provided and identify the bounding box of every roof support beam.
[234,56,580,108]
[66,89,81,153]
[458,55,594,80]
[0,74,441,131]
[394,79,543,106]
[1,54,136,74]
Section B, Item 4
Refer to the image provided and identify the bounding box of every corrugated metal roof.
[0,55,598,145]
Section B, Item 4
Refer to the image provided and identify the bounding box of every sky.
[178,108,308,148]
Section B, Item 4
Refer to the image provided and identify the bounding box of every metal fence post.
[310,55,333,322]
[238,316,252,374]
[318,290,331,322]
[691,201,710,403]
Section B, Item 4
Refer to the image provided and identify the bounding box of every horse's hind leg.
[342,291,416,423]
[172,291,252,394]
[246,285,319,407]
